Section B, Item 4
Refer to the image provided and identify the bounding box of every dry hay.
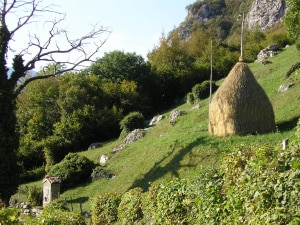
[209,62,276,137]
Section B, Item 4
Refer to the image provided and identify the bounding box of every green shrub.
[118,188,143,225]
[25,198,85,225]
[153,179,194,224]
[192,168,225,224]
[20,166,45,183]
[91,166,112,181]
[43,198,69,212]
[48,153,95,189]
[186,92,194,104]
[220,138,300,224]
[27,186,43,206]
[91,192,121,225]
[141,183,160,224]
[120,111,144,132]
[191,80,217,101]
[25,210,85,225]
[0,208,20,225]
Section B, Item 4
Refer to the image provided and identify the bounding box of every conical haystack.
[209,61,275,137]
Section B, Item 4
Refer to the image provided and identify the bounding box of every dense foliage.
[25,199,85,225]
[119,111,145,137]
[91,193,121,225]
[0,208,20,225]
[284,0,300,47]
[91,166,112,181]
[188,80,218,103]
[48,153,95,190]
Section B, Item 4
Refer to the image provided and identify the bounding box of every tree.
[17,76,59,174]
[89,50,158,115]
[285,0,300,47]
[0,0,110,205]
[148,31,194,106]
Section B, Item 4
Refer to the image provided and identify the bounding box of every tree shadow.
[128,137,206,192]
[66,196,89,204]
[277,116,299,131]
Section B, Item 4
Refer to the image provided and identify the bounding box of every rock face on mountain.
[178,0,288,40]
[247,0,287,30]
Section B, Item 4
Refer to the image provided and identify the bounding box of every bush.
[48,153,95,189]
[191,80,217,101]
[151,179,194,224]
[0,208,20,225]
[27,186,43,206]
[43,198,70,212]
[26,210,85,225]
[186,92,194,104]
[91,166,112,181]
[25,198,85,224]
[91,192,121,225]
[120,111,144,132]
[118,188,143,224]
[20,166,45,183]
[141,183,160,224]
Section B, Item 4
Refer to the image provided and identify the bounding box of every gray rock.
[257,44,281,62]
[169,109,181,125]
[278,83,294,92]
[149,115,163,126]
[100,155,108,165]
[112,144,125,153]
[247,0,287,31]
[124,129,146,144]
[88,142,102,150]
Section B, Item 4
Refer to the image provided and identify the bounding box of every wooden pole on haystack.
[208,11,276,137]
[240,12,245,62]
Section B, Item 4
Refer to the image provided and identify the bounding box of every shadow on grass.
[128,137,207,192]
[66,196,89,204]
[277,116,299,132]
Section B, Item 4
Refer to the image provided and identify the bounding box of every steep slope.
[55,45,300,213]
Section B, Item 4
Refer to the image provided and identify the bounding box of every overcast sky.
[7,0,195,69]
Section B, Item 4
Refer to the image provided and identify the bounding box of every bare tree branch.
[0,0,111,95]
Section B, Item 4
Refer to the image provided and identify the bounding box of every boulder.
[257,44,281,62]
[88,142,102,150]
[99,155,109,166]
[169,109,181,125]
[124,129,146,144]
[278,83,294,92]
[149,115,163,126]
[112,144,125,153]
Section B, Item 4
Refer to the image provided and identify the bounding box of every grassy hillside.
[22,46,300,214]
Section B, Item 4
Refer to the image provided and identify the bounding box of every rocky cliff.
[178,0,288,40]
[247,0,287,30]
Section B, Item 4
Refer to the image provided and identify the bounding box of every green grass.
[20,45,300,214]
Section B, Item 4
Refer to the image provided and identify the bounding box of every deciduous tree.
[285,0,300,47]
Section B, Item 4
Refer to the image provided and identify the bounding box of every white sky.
[6,0,195,69]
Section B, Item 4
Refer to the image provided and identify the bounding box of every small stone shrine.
[42,176,61,207]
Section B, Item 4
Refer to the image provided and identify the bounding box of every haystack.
[208,61,276,137]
